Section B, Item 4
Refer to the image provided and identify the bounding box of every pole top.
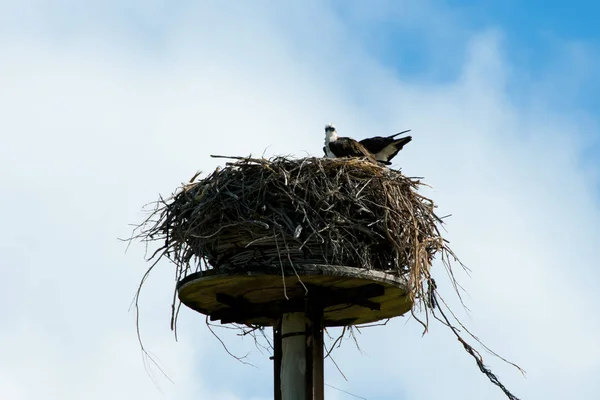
[177,264,412,327]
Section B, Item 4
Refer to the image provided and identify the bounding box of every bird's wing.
[329,138,378,162]
[359,129,412,154]
[392,136,412,150]
[359,137,390,154]
[392,129,412,137]
[379,136,413,162]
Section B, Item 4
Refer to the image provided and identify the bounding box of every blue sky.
[1,1,599,400]
[337,1,600,114]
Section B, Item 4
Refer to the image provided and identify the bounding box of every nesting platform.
[177,264,412,327]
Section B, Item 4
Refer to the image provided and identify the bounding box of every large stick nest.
[131,155,524,400]
[137,155,459,308]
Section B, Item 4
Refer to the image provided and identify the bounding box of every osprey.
[323,124,378,163]
[359,129,412,165]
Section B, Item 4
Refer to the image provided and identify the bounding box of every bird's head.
[324,124,338,141]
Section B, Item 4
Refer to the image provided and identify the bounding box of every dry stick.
[354,318,390,329]
[439,248,470,310]
[324,326,347,360]
[280,230,309,295]
[273,227,289,300]
[432,291,521,400]
[258,326,275,353]
[328,354,348,382]
[205,316,256,368]
[170,267,179,333]
[237,326,271,356]
[390,180,430,333]
[434,291,526,376]
[324,383,367,400]
[173,300,182,341]
[129,254,175,386]
[348,327,365,356]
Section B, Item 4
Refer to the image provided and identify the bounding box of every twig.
[325,383,367,399]
[432,291,522,400]
[205,316,257,368]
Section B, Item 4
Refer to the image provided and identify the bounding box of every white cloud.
[0,2,598,400]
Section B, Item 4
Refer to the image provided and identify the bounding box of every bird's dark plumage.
[327,137,377,162]
[359,129,412,165]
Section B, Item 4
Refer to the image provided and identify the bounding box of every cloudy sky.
[1,1,599,399]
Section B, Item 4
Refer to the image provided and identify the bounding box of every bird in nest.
[322,124,412,165]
